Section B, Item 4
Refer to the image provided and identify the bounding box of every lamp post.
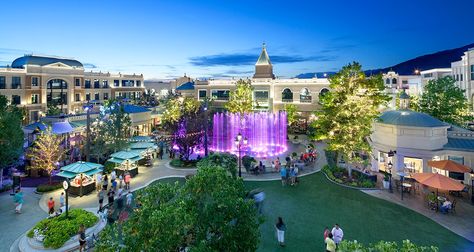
[83,103,93,162]
[235,133,248,177]
[388,161,393,193]
[62,179,70,218]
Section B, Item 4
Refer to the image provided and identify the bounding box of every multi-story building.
[451,48,474,103]
[176,44,330,117]
[0,55,145,123]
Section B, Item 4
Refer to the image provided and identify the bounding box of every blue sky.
[0,0,473,79]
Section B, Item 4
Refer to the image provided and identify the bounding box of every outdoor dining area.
[392,159,472,214]
[57,161,103,196]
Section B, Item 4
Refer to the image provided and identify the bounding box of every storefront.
[57,161,103,196]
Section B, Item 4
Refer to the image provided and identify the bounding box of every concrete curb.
[165,162,197,171]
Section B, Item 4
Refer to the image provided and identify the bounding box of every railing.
[282,99,293,103]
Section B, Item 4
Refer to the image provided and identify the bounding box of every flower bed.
[322,165,376,188]
[338,239,438,251]
[26,209,98,249]
[169,159,197,168]
[36,182,63,193]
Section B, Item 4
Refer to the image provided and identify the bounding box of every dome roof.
[11,55,83,68]
[379,110,447,127]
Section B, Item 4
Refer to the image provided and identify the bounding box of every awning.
[60,161,104,174]
[130,136,154,142]
[107,156,143,164]
[85,168,103,176]
[110,150,143,160]
[427,160,471,173]
[52,121,74,134]
[130,142,157,150]
[57,171,76,179]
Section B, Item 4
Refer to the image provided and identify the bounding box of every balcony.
[282,99,293,103]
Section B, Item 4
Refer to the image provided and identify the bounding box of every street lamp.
[235,133,248,177]
[62,179,70,218]
[83,103,93,162]
[388,161,393,193]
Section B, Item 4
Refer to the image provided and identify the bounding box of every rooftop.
[379,110,447,128]
[11,55,83,68]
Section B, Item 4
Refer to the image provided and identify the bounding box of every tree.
[96,166,261,251]
[284,103,298,126]
[196,152,238,178]
[0,95,24,188]
[417,76,473,126]
[91,100,132,162]
[46,103,62,116]
[310,62,390,163]
[162,97,205,161]
[27,127,64,184]
[225,79,254,114]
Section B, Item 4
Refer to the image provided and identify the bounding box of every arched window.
[281,88,293,102]
[300,88,312,103]
[47,79,68,89]
[385,79,390,84]
[392,78,397,84]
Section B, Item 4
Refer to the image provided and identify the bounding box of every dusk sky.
[1,0,473,80]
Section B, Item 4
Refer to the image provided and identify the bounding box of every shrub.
[325,150,337,167]
[36,182,62,193]
[103,161,116,174]
[338,240,438,252]
[27,209,98,249]
[170,159,197,168]
[242,155,256,172]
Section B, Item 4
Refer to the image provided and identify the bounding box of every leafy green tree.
[91,100,131,162]
[417,76,473,126]
[0,95,24,188]
[310,62,390,163]
[196,152,238,178]
[225,79,254,114]
[162,97,205,161]
[46,103,62,116]
[284,103,298,126]
[96,166,260,251]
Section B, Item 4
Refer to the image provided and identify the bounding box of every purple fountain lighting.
[210,111,288,158]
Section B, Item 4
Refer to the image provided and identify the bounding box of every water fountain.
[210,111,288,158]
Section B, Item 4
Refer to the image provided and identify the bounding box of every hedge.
[338,239,438,252]
[27,209,98,249]
[36,182,63,193]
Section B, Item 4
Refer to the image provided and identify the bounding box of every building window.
[402,80,408,84]
[391,78,397,84]
[94,93,100,100]
[424,73,433,78]
[103,93,109,100]
[136,80,141,87]
[30,111,39,122]
[319,88,330,100]
[12,95,21,105]
[460,74,463,81]
[85,93,91,101]
[12,76,21,89]
[281,88,293,102]
[114,80,119,87]
[94,79,100,88]
[198,90,207,100]
[254,90,269,101]
[0,76,5,89]
[31,94,39,104]
[85,79,91,88]
[102,80,109,88]
[75,93,80,102]
[31,77,39,87]
[122,80,134,87]
[385,79,390,84]
[47,79,67,89]
[211,90,230,101]
[471,65,474,80]
[75,78,81,86]
[47,93,67,106]
[300,88,312,103]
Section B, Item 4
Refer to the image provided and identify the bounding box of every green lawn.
[245,172,473,252]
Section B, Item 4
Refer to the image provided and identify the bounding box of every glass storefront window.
[404,157,423,174]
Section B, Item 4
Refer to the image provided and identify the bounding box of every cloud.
[83,63,97,68]
[189,53,335,67]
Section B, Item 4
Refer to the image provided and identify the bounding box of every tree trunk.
[49,173,52,185]
[0,168,3,189]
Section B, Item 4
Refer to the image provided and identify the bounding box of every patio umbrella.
[427,160,471,173]
[411,173,464,191]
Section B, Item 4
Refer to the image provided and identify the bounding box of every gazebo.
[107,150,143,177]
[57,161,103,196]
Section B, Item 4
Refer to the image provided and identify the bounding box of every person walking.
[116,191,124,210]
[98,188,106,212]
[14,189,24,214]
[47,197,55,215]
[107,189,115,207]
[126,191,133,207]
[253,190,265,214]
[102,174,108,190]
[124,172,131,190]
[159,146,164,160]
[325,233,336,252]
[78,224,86,252]
[112,179,117,192]
[96,173,102,191]
[323,226,330,240]
[118,174,123,189]
[280,167,287,186]
[110,170,116,181]
[331,224,344,247]
[59,192,65,208]
[275,217,286,247]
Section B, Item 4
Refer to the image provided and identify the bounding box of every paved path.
[0,188,47,252]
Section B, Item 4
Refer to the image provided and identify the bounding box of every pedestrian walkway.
[0,188,47,252]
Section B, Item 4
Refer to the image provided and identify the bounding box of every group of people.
[97,171,134,213]
[280,156,300,186]
[96,170,132,193]
[428,192,454,213]
[46,191,67,217]
[324,224,344,252]
[275,218,344,251]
